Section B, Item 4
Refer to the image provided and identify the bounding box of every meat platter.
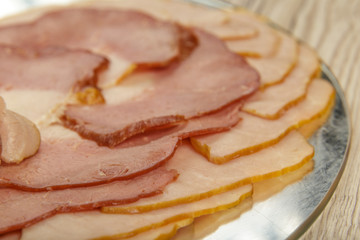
[0,0,351,239]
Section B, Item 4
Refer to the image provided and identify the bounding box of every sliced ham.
[0,8,196,87]
[225,16,280,58]
[122,218,193,240]
[62,29,259,147]
[20,185,251,240]
[191,78,335,164]
[243,44,319,119]
[0,102,241,191]
[0,45,107,92]
[102,131,314,214]
[73,0,257,40]
[247,32,298,88]
[0,166,177,235]
[72,0,275,58]
[0,45,108,122]
[178,160,313,240]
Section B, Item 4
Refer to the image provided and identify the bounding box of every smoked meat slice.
[0,167,177,235]
[0,102,241,191]
[0,45,108,93]
[62,29,260,147]
[0,8,192,67]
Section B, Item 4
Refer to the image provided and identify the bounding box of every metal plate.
[0,0,351,239]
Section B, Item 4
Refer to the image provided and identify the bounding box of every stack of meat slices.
[0,0,335,239]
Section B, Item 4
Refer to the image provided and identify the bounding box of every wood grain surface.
[226,0,360,239]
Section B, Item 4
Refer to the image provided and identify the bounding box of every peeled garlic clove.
[0,97,40,164]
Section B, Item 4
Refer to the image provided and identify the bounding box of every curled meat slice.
[72,0,273,58]
[21,185,251,240]
[0,101,241,191]
[0,8,196,86]
[102,131,314,214]
[72,0,257,40]
[62,29,259,147]
[0,45,108,123]
[0,45,108,93]
[247,32,298,88]
[0,167,177,235]
[191,78,335,164]
[225,12,281,58]
[243,44,319,119]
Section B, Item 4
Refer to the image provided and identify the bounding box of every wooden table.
[227,0,360,238]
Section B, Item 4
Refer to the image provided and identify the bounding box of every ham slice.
[243,44,319,119]
[225,16,280,58]
[71,0,275,58]
[0,167,177,235]
[20,185,251,240]
[175,160,313,240]
[0,102,241,191]
[247,32,298,88]
[0,8,196,87]
[0,45,108,93]
[62,29,259,147]
[0,45,107,123]
[102,131,314,214]
[124,219,194,240]
[74,0,257,40]
[191,78,335,164]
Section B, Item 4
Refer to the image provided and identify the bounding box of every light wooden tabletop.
[227,0,359,238]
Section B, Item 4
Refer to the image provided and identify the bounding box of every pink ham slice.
[79,0,257,40]
[242,44,319,119]
[246,32,298,88]
[225,14,280,58]
[102,131,314,213]
[62,29,260,147]
[190,78,335,164]
[0,166,177,235]
[0,45,108,93]
[0,8,192,68]
[0,102,241,191]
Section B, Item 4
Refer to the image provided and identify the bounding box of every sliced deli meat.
[62,29,259,147]
[78,0,258,40]
[122,218,193,240]
[0,102,241,191]
[191,78,335,164]
[102,131,314,214]
[0,8,196,86]
[21,185,251,240]
[0,167,177,235]
[0,45,108,122]
[0,0,334,238]
[74,0,277,58]
[243,44,320,119]
[176,160,313,240]
[247,32,298,88]
[0,45,108,93]
[225,15,280,58]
